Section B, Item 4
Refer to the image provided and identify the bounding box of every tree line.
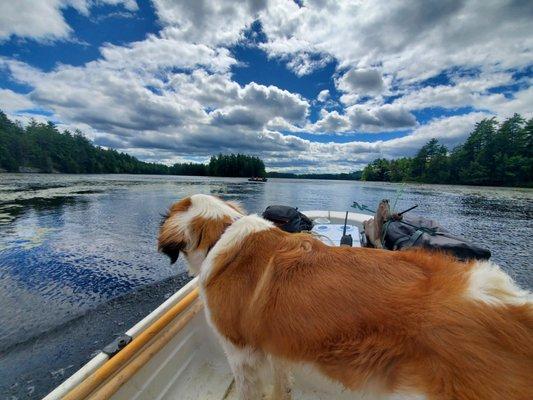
[267,171,362,180]
[1,109,530,186]
[361,114,532,187]
[0,110,265,177]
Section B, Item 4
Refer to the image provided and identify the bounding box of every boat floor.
[112,309,369,400]
[163,356,362,400]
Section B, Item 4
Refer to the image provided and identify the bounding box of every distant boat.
[247,177,268,182]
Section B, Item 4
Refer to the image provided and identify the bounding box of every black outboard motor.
[262,205,313,233]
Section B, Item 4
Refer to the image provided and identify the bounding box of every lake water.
[1,173,532,399]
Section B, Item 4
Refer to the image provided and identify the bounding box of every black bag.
[262,205,313,233]
[383,215,491,261]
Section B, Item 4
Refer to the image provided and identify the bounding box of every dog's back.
[204,223,533,400]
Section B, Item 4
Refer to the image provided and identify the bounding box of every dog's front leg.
[221,340,264,400]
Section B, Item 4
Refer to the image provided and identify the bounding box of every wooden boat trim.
[87,301,203,400]
[61,287,199,400]
[43,277,199,400]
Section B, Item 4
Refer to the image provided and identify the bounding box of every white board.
[311,224,361,247]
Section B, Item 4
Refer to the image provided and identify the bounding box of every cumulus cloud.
[99,34,237,73]
[0,0,138,42]
[276,111,488,173]
[259,0,533,81]
[310,110,350,133]
[1,0,531,172]
[0,52,310,161]
[310,104,417,134]
[0,89,34,112]
[317,89,329,102]
[210,83,308,129]
[337,68,384,95]
[348,104,417,131]
[152,0,267,46]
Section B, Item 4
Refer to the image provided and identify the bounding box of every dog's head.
[158,194,245,275]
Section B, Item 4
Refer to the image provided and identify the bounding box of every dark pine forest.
[0,111,265,177]
[360,114,532,187]
[0,110,531,186]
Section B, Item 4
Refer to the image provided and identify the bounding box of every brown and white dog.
[158,194,533,400]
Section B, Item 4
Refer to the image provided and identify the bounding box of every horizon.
[0,1,531,173]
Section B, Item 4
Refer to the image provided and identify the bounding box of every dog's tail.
[417,299,533,400]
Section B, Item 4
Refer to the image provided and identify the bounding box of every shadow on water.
[0,273,191,400]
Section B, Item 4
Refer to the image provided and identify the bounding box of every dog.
[158,194,533,400]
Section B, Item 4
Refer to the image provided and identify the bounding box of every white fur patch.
[219,338,265,399]
[467,260,532,306]
[189,194,243,219]
[283,361,427,400]
[198,214,274,349]
[199,214,273,284]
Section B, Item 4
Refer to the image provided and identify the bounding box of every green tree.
[361,158,391,181]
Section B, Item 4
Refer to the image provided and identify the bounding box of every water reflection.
[0,174,531,399]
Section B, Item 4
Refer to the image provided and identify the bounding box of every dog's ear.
[158,240,185,264]
[158,211,186,264]
[158,198,192,264]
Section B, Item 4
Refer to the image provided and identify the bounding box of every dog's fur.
[159,194,533,400]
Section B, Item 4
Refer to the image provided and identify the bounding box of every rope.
[391,183,406,214]
[351,201,376,214]
[311,231,336,246]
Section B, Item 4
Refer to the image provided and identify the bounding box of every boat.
[247,177,268,182]
[44,210,371,400]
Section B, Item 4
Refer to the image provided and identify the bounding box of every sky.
[0,0,531,173]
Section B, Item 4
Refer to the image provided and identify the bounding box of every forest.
[0,111,265,177]
[361,114,532,187]
[267,171,362,180]
[1,110,531,186]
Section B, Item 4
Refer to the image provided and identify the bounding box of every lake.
[0,173,532,399]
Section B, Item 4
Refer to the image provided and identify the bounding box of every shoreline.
[2,171,532,189]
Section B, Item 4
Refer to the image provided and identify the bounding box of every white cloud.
[336,68,384,96]
[380,112,490,156]
[348,104,417,131]
[0,0,138,42]
[259,0,533,82]
[271,111,489,172]
[99,32,237,73]
[317,89,329,102]
[0,52,310,161]
[483,86,533,119]
[210,82,308,129]
[1,0,530,173]
[285,52,333,77]
[0,89,34,112]
[392,71,532,119]
[151,0,267,46]
[309,103,417,135]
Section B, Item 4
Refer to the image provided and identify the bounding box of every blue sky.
[0,0,531,172]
